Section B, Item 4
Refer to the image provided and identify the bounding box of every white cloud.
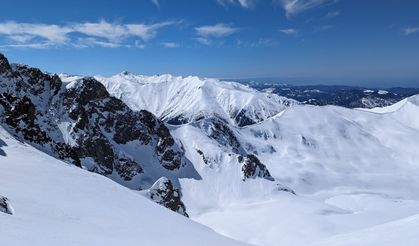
[151,0,160,7]
[0,22,71,44]
[196,37,213,46]
[75,37,122,48]
[0,20,175,49]
[325,11,340,18]
[195,23,239,46]
[280,28,300,36]
[314,24,334,32]
[161,42,180,48]
[0,42,56,49]
[217,0,255,8]
[195,23,239,37]
[236,38,280,48]
[73,21,173,42]
[276,0,338,17]
[404,27,419,35]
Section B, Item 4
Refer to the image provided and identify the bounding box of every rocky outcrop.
[239,154,274,181]
[0,52,198,214]
[0,196,14,215]
[192,116,274,182]
[0,138,6,156]
[146,177,188,217]
[194,117,242,153]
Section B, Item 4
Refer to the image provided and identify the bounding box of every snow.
[92,73,297,126]
[91,72,419,246]
[0,126,249,246]
[174,100,419,245]
[378,89,389,95]
[314,214,419,246]
[5,68,419,245]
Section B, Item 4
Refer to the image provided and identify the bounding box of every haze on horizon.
[0,0,418,87]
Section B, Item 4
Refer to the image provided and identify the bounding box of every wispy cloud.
[314,24,334,32]
[161,42,180,48]
[403,27,419,35]
[217,0,255,8]
[325,11,340,18]
[195,23,239,46]
[151,0,160,7]
[195,37,213,46]
[279,28,300,36]
[195,23,239,38]
[73,21,174,41]
[236,38,280,48]
[0,22,71,44]
[0,20,175,49]
[276,0,339,17]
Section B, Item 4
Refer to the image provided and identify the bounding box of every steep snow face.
[241,104,419,195]
[94,73,297,126]
[0,126,249,246]
[360,94,419,130]
[172,102,419,245]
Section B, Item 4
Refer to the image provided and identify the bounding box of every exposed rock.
[0,53,12,76]
[146,177,189,217]
[0,52,198,212]
[276,184,296,195]
[0,138,7,156]
[0,196,14,215]
[115,157,143,181]
[194,117,241,153]
[239,154,274,181]
[235,109,257,127]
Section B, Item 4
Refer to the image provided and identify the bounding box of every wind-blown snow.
[0,126,248,246]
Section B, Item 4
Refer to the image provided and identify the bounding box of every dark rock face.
[276,184,296,195]
[115,157,143,181]
[0,196,14,215]
[0,53,12,76]
[0,52,196,214]
[194,117,241,153]
[235,109,257,127]
[0,138,6,156]
[146,177,189,217]
[239,154,274,181]
[192,116,274,182]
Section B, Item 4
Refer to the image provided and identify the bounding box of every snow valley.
[1,53,419,246]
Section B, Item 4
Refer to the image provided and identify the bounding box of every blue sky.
[0,0,418,87]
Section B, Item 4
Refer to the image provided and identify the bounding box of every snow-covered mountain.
[94,71,419,245]
[0,126,248,246]
[95,72,297,126]
[2,53,419,246]
[0,53,198,216]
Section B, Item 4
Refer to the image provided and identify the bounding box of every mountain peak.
[0,52,12,75]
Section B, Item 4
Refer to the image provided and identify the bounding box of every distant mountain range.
[237,80,419,108]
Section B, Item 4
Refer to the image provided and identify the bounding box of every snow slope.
[173,101,419,245]
[362,94,419,129]
[94,73,297,126]
[314,214,419,246]
[93,72,419,246]
[0,126,249,246]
